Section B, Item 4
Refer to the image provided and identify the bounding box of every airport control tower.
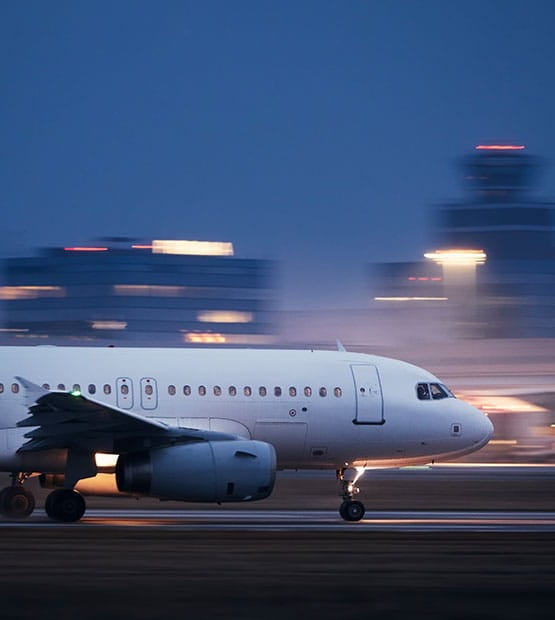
[436,145,555,260]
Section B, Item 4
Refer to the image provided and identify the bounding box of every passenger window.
[289,386,297,397]
[334,387,342,398]
[430,383,449,400]
[73,384,81,393]
[319,387,327,397]
[274,386,282,397]
[229,386,237,396]
[259,386,267,397]
[88,384,96,395]
[168,385,176,396]
[416,383,430,400]
[121,384,129,395]
[0,383,3,394]
[183,385,191,396]
[58,384,66,391]
[304,387,312,397]
[214,385,222,396]
[11,383,19,394]
[42,383,50,391]
[145,385,154,396]
[199,385,206,396]
[244,386,252,397]
[103,384,111,395]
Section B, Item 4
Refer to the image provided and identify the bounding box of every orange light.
[64,247,108,252]
[131,245,153,249]
[475,145,525,151]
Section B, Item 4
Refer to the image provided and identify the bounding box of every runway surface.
[2,508,555,531]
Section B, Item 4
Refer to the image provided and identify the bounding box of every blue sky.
[2,1,555,307]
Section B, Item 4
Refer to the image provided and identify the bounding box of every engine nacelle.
[115,439,276,503]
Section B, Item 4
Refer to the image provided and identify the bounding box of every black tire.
[45,489,86,522]
[340,500,365,522]
[0,486,35,519]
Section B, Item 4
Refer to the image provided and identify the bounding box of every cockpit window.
[417,382,455,401]
[416,383,430,400]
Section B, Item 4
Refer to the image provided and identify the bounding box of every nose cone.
[470,407,494,450]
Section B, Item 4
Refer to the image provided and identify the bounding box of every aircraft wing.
[15,376,236,453]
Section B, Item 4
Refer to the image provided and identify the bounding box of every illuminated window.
[199,385,206,396]
[289,387,297,397]
[244,386,252,397]
[58,384,66,391]
[259,386,267,397]
[334,387,342,398]
[214,385,222,396]
[88,384,96,395]
[73,384,81,393]
[183,385,191,396]
[229,386,237,396]
[42,383,50,391]
[11,383,19,394]
[319,387,327,398]
[103,384,111,395]
[274,386,282,397]
[304,387,312,397]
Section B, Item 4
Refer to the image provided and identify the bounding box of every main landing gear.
[337,467,366,522]
[0,472,86,522]
[0,473,35,519]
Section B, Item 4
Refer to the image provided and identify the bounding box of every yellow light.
[0,286,65,300]
[151,240,234,256]
[197,311,254,323]
[184,332,227,343]
[424,249,487,265]
[95,453,119,468]
[475,145,525,151]
[91,321,127,330]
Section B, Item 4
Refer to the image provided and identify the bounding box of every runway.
[2,508,555,531]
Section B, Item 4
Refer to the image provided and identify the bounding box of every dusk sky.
[2,1,555,308]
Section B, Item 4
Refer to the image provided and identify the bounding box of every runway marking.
[2,510,555,532]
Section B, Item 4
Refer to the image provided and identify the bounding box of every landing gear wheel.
[0,486,35,519]
[339,500,365,522]
[45,489,86,522]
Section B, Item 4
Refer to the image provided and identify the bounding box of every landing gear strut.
[337,467,365,522]
[0,473,35,519]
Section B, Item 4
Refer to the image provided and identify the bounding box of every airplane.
[0,345,493,522]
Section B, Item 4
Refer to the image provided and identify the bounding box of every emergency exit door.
[351,364,384,424]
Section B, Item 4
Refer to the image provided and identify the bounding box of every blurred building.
[0,239,276,346]
[371,145,555,338]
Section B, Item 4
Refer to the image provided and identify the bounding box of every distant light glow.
[0,328,29,332]
[184,332,227,343]
[113,285,185,297]
[475,145,525,151]
[374,297,448,302]
[197,311,254,324]
[424,249,487,266]
[152,240,234,256]
[64,247,108,252]
[91,321,128,330]
[0,286,66,300]
[458,394,547,413]
[131,244,153,249]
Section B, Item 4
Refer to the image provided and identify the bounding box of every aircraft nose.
[472,408,494,448]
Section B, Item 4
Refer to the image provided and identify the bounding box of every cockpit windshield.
[416,382,455,401]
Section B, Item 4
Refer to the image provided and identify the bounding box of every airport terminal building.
[0,239,276,346]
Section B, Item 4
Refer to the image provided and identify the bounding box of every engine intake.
[115,439,276,503]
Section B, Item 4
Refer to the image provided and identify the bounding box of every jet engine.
[115,439,276,503]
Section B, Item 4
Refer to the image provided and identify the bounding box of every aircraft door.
[116,377,134,409]
[351,365,384,424]
[140,377,158,410]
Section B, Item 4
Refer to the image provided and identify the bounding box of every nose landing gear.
[337,467,365,522]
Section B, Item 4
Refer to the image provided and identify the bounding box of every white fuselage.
[0,346,493,473]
